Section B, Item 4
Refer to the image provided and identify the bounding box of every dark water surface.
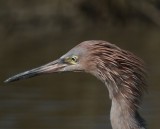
[0,1,160,128]
[1,25,160,129]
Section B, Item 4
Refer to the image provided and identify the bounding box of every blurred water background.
[0,0,160,129]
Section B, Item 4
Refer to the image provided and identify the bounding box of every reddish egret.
[5,40,147,129]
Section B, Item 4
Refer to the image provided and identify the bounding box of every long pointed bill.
[4,59,66,83]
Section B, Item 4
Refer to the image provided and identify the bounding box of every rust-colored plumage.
[5,40,147,129]
[84,41,146,105]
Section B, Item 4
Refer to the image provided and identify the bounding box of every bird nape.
[5,40,147,129]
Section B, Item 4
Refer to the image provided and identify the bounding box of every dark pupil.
[72,57,76,62]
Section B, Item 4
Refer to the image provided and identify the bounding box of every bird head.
[4,41,97,83]
[4,40,146,96]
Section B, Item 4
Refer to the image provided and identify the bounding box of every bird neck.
[110,96,146,129]
[91,67,146,129]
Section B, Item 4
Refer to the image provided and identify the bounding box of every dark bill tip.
[4,71,40,83]
[4,79,11,83]
[4,78,17,83]
[4,59,65,83]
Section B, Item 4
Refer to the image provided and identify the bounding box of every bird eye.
[71,56,78,62]
[64,55,78,65]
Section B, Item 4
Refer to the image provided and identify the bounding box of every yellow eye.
[65,55,78,65]
[71,56,78,62]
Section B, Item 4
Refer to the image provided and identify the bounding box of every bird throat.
[95,74,146,129]
[110,97,145,129]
